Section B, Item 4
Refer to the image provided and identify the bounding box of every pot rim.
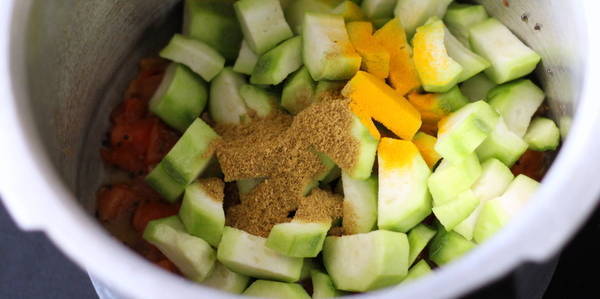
[2,1,600,299]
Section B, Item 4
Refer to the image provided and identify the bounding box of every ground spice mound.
[217,97,360,237]
[197,178,225,202]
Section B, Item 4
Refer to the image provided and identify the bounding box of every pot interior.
[15,0,587,267]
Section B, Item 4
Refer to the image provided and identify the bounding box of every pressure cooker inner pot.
[16,0,586,291]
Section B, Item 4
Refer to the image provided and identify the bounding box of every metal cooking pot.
[1,1,600,298]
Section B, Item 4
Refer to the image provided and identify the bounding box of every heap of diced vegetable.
[139,0,560,297]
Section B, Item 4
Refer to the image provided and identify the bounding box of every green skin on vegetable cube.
[407,224,437,266]
[342,172,378,235]
[435,100,500,163]
[251,36,303,86]
[149,64,208,133]
[453,158,514,240]
[302,13,362,81]
[429,229,475,266]
[217,226,304,282]
[146,118,220,201]
[179,181,225,247]
[323,230,409,292]
[469,18,541,84]
[243,280,311,299]
[183,0,243,61]
[234,0,293,54]
[311,270,345,298]
[202,262,250,294]
[209,68,249,125]
[266,221,331,258]
[427,153,482,206]
[474,175,539,243]
[143,216,216,282]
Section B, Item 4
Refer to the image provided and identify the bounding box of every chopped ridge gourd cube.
[413,19,463,93]
[377,138,432,232]
[303,13,362,80]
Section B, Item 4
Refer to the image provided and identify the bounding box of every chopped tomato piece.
[97,184,139,222]
[139,57,169,75]
[511,150,548,181]
[132,201,180,232]
[156,259,180,274]
[146,120,179,165]
[125,73,165,101]
[101,147,147,173]
[111,97,147,125]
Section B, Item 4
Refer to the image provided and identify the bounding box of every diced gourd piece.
[239,84,278,118]
[373,19,421,95]
[311,270,345,299]
[237,178,264,196]
[303,13,362,80]
[413,19,464,93]
[146,118,220,201]
[407,86,469,128]
[251,36,303,85]
[160,34,225,82]
[394,0,453,37]
[234,0,293,54]
[454,158,514,240]
[476,118,528,167]
[427,153,482,205]
[372,18,391,29]
[149,64,208,132]
[300,258,319,280]
[303,151,338,195]
[460,73,497,102]
[323,230,409,292]
[474,175,540,243]
[403,260,432,282]
[378,138,432,232]
[266,220,331,258]
[217,226,304,282]
[179,178,225,247]
[469,18,542,84]
[282,67,316,115]
[243,280,311,299]
[333,1,366,22]
[209,68,248,125]
[143,216,216,282]
[322,166,342,184]
[407,224,437,266]
[344,115,379,180]
[444,3,488,46]
[284,0,340,34]
[343,71,422,140]
[202,262,250,294]
[444,27,490,82]
[346,21,390,79]
[183,0,243,61]
[233,40,259,75]
[488,79,545,137]
[361,0,397,19]
[433,190,480,231]
[413,132,442,169]
[313,80,346,102]
[429,229,475,266]
[435,101,500,163]
[342,172,378,234]
[524,117,560,151]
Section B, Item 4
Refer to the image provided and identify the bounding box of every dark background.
[1,200,598,299]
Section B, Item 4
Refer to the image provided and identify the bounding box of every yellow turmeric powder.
[373,19,421,96]
[347,21,390,79]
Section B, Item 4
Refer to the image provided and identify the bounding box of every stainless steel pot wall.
[1,1,600,299]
